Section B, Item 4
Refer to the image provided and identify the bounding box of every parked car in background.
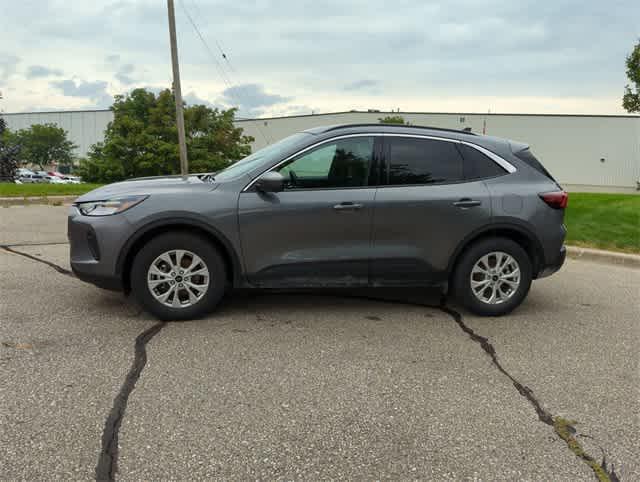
[17,173,45,183]
[44,171,83,183]
[45,175,67,184]
[31,171,63,184]
[69,124,567,321]
[16,168,36,178]
[35,171,52,182]
[65,175,82,184]
[48,171,71,183]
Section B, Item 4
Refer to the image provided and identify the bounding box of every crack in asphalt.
[438,301,554,424]
[1,241,69,247]
[0,245,74,276]
[294,290,621,482]
[95,322,166,482]
[0,241,165,480]
[436,298,620,482]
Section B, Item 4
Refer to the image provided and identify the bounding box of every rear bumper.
[537,245,566,278]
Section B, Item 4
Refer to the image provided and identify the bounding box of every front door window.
[277,136,374,189]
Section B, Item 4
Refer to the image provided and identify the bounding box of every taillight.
[539,191,568,209]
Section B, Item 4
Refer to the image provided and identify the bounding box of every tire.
[451,237,532,316]
[130,232,227,321]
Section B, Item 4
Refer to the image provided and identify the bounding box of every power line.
[188,1,238,75]
[178,0,233,89]
[181,0,273,144]
[189,5,274,146]
[178,0,272,145]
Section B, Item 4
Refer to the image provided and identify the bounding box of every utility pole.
[167,0,188,177]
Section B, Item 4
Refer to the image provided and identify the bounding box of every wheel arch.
[116,217,242,293]
[447,222,545,280]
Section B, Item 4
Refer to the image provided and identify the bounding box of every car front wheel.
[452,237,532,316]
[130,232,227,321]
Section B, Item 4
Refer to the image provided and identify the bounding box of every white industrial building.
[3,109,113,161]
[3,109,639,193]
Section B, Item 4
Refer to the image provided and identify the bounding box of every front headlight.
[76,195,148,216]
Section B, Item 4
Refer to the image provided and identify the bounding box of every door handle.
[333,202,363,211]
[453,198,481,208]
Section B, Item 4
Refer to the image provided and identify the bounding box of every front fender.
[115,212,243,286]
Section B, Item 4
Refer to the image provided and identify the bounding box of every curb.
[0,195,77,207]
[566,246,640,268]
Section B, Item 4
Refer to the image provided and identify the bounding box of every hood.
[74,174,216,203]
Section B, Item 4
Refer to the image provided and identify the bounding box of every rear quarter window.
[457,143,506,180]
[514,148,556,181]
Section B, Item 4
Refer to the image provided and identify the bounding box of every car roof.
[304,123,477,138]
[302,123,516,160]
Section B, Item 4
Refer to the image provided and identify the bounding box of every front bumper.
[537,245,566,278]
[71,266,123,291]
[68,206,130,291]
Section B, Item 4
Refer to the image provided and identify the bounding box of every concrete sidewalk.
[0,195,77,206]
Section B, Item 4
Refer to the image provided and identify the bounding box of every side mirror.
[254,171,284,193]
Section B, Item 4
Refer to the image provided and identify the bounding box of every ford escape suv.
[68,124,567,320]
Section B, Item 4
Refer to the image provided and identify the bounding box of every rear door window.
[386,137,464,185]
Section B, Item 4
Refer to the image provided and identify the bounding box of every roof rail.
[323,123,477,136]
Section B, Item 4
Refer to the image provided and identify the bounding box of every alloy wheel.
[470,251,521,305]
[147,249,210,308]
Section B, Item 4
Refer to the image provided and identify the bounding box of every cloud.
[50,79,112,108]
[2,0,638,114]
[343,79,380,92]
[277,104,315,116]
[0,53,20,81]
[26,65,63,79]
[128,87,218,109]
[115,63,136,85]
[106,54,140,85]
[51,79,108,97]
[183,91,220,108]
[21,105,69,112]
[219,83,291,116]
[139,85,164,96]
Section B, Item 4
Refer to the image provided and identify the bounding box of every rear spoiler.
[509,140,529,154]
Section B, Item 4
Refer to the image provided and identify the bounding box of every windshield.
[214,132,312,181]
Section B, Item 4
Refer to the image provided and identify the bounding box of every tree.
[76,88,254,183]
[0,117,21,181]
[12,123,76,170]
[623,39,640,113]
[378,115,407,125]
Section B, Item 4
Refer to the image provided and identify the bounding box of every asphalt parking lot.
[1,205,638,481]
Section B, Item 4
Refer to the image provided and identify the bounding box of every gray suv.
[68,124,567,320]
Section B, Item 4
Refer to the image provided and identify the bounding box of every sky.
[0,0,638,117]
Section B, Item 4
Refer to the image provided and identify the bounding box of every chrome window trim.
[241,132,516,192]
[381,133,461,143]
[459,141,517,173]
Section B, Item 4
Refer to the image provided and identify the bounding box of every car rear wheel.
[452,237,532,316]
[131,232,226,321]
